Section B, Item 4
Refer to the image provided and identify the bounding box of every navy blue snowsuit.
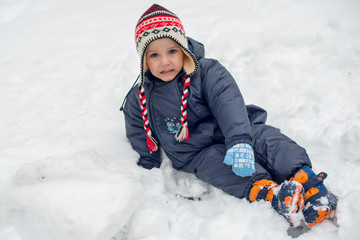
[123,37,311,199]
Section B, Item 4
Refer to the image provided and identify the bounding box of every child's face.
[145,38,184,82]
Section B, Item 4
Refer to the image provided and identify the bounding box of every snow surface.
[1,0,360,239]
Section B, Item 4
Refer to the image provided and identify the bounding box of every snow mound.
[337,190,360,240]
[3,150,143,240]
[0,0,30,23]
[198,200,289,240]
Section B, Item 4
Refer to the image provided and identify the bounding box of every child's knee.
[194,144,227,174]
[188,144,272,198]
[251,124,312,183]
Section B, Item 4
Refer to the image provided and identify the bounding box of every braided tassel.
[175,77,190,142]
[139,86,158,152]
[146,132,158,152]
[175,125,189,141]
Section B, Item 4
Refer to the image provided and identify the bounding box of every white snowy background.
[1,0,360,239]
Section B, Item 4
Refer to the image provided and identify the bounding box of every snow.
[0,0,359,239]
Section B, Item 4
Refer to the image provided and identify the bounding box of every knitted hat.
[135,4,198,152]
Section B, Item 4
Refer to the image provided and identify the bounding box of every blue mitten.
[224,143,255,177]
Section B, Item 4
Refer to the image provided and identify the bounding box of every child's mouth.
[161,69,173,74]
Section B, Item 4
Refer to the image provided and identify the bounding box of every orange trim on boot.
[291,169,320,202]
[305,187,320,202]
[290,169,309,184]
[307,209,335,227]
[249,179,278,202]
[284,184,305,213]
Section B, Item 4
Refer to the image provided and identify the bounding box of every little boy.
[122,4,337,227]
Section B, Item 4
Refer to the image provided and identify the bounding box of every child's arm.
[201,60,252,149]
[123,87,162,169]
[201,60,255,176]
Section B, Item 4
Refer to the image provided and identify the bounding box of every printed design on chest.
[165,117,181,134]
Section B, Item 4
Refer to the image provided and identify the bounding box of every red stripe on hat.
[135,15,184,41]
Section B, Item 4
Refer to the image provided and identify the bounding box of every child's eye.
[149,53,158,58]
[169,49,178,54]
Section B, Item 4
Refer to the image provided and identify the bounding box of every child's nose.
[160,56,170,65]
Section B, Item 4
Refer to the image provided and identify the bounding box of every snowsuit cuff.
[137,157,161,170]
[225,135,252,149]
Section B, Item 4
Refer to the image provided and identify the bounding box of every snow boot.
[248,179,305,227]
[291,165,338,227]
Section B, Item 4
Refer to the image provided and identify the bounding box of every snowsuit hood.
[188,37,205,61]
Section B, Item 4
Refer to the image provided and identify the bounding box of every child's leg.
[182,144,306,226]
[251,124,312,183]
[181,144,271,199]
[251,124,338,226]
